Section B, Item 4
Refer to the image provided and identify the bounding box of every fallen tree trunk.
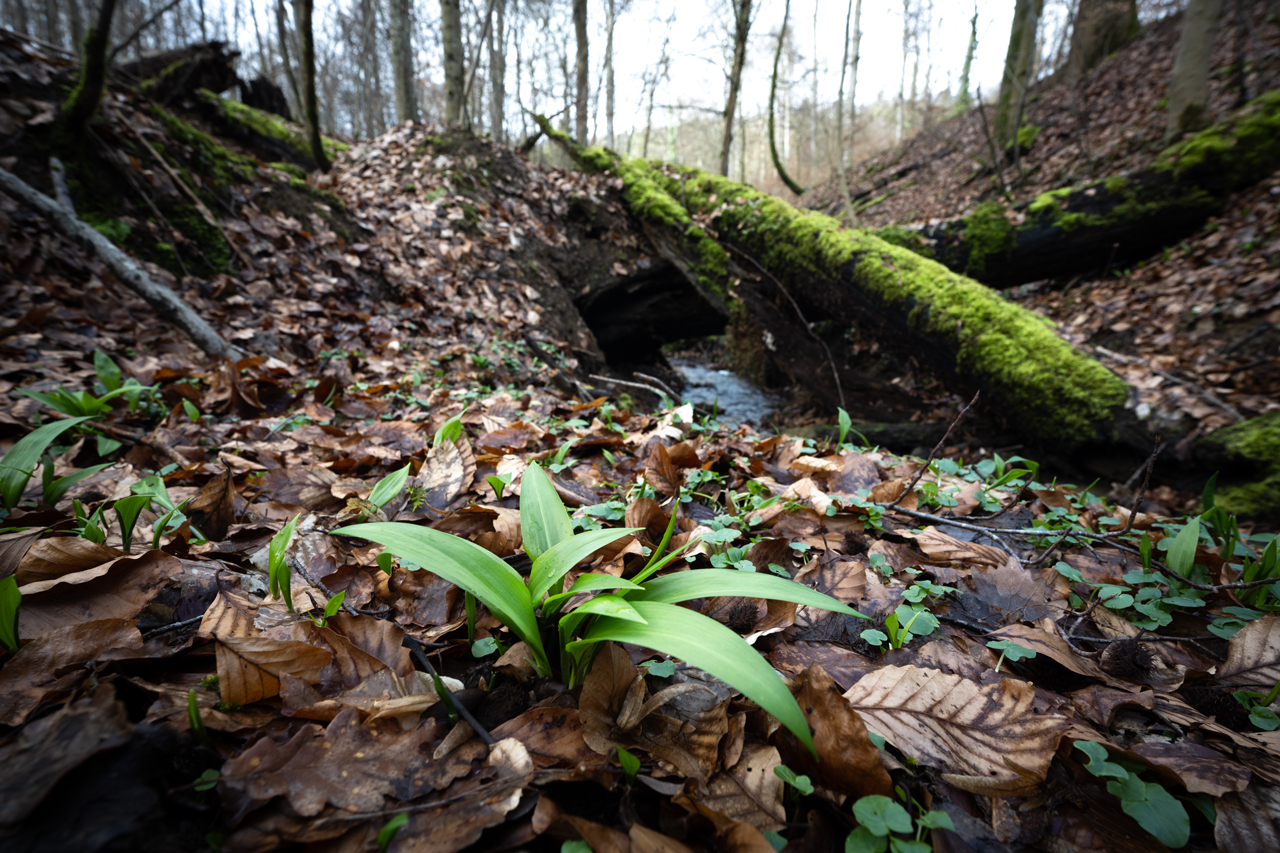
[890,89,1280,288]
[0,166,245,361]
[534,116,1154,457]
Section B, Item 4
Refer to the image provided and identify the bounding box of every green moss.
[1155,88,1280,188]
[147,104,258,190]
[1013,124,1041,149]
[1104,175,1131,195]
[1198,413,1280,521]
[960,202,1016,277]
[874,225,934,258]
[168,206,231,272]
[83,213,131,245]
[199,90,349,163]
[1028,187,1073,216]
[271,161,308,180]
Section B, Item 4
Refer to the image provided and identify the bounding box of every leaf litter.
[1,29,1279,853]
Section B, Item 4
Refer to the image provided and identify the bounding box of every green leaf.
[764,831,788,852]
[986,640,1037,662]
[915,811,955,831]
[269,514,301,613]
[332,521,548,674]
[1166,518,1201,577]
[837,407,852,445]
[616,746,640,782]
[113,494,152,553]
[569,601,817,755]
[529,527,641,601]
[1107,777,1190,849]
[520,463,574,561]
[368,464,411,509]
[861,629,888,647]
[561,841,592,853]
[44,462,112,507]
[1075,740,1129,779]
[432,409,465,448]
[183,399,201,422]
[542,573,644,614]
[630,569,868,619]
[845,827,888,853]
[852,795,913,836]
[187,689,213,748]
[377,813,409,853]
[94,349,122,392]
[1249,706,1280,731]
[471,637,500,657]
[0,575,21,652]
[324,590,346,619]
[774,765,814,795]
[0,417,92,509]
[888,840,931,853]
[642,659,676,677]
[193,768,220,792]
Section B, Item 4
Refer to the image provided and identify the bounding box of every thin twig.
[107,0,185,66]
[974,89,1011,201]
[887,391,979,510]
[403,635,496,747]
[724,244,845,410]
[633,372,679,401]
[588,373,672,401]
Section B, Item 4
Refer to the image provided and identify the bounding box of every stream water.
[671,358,779,427]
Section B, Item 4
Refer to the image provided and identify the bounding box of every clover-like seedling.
[986,639,1037,673]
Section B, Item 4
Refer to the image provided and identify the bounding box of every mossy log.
[533,115,1149,453]
[899,89,1280,288]
[194,89,348,172]
[1195,412,1280,522]
[113,42,239,105]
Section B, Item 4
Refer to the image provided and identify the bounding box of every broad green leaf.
[324,590,346,618]
[569,600,817,755]
[1074,740,1129,779]
[916,811,955,831]
[432,409,465,448]
[44,462,112,507]
[845,826,888,853]
[94,349,122,392]
[559,593,648,643]
[529,526,641,601]
[542,573,644,614]
[0,575,20,652]
[616,746,640,782]
[377,813,409,853]
[1107,776,1190,849]
[562,841,592,853]
[269,514,301,613]
[520,463,574,561]
[132,475,178,512]
[852,795,913,836]
[837,407,852,445]
[630,569,868,619]
[1166,518,1201,577]
[368,463,411,509]
[332,521,548,673]
[113,494,152,553]
[0,417,92,509]
[986,640,1037,662]
[774,765,814,795]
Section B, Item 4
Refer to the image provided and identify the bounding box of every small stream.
[671,358,779,427]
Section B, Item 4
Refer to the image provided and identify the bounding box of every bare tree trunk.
[61,0,116,136]
[488,0,505,142]
[1165,0,1223,140]
[719,0,751,176]
[295,0,329,171]
[954,7,976,112]
[1232,0,1248,106]
[604,0,615,149]
[835,0,857,223]
[769,0,804,195]
[809,0,818,181]
[896,0,909,143]
[8,0,31,35]
[390,0,419,122]
[275,0,302,119]
[573,0,588,144]
[996,0,1043,145]
[441,0,463,124]
[1066,0,1138,85]
[44,0,60,45]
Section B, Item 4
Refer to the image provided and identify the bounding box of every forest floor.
[2,18,1280,853]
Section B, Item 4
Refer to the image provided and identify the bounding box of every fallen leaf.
[216,636,332,705]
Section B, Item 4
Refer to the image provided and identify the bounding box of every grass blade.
[570,601,816,754]
[529,526,641,601]
[0,417,92,509]
[630,569,868,619]
[332,521,549,674]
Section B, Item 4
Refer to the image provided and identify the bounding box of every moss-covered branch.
[536,115,1135,447]
[60,0,118,137]
[905,88,1280,287]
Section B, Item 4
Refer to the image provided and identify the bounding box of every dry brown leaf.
[1216,784,1280,848]
[16,537,124,586]
[909,526,1012,568]
[1218,613,1280,689]
[1128,741,1251,796]
[841,664,1068,791]
[629,825,697,853]
[774,663,893,801]
[186,465,235,541]
[0,527,44,582]
[197,587,259,639]
[0,619,143,726]
[702,743,786,833]
[491,705,603,768]
[16,549,179,638]
[216,636,332,705]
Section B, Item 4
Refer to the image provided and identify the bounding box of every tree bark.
[0,166,243,360]
[954,9,976,113]
[834,0,857,223]
[65,0,82,55]
[719,0,751,177]
[768,0,804,195]
[896,88,1280,288]
[1066,0,1138,86]
[996,0,1043,146]
[389,0,418,123]
[1165,0,1223,140]
[573,0,588,145]
[441,0,463,125]
[295,0,329,172]
[275,0,303,120]
[488,0,505,142]
[60,0,117,137]
[604,0,615,149]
